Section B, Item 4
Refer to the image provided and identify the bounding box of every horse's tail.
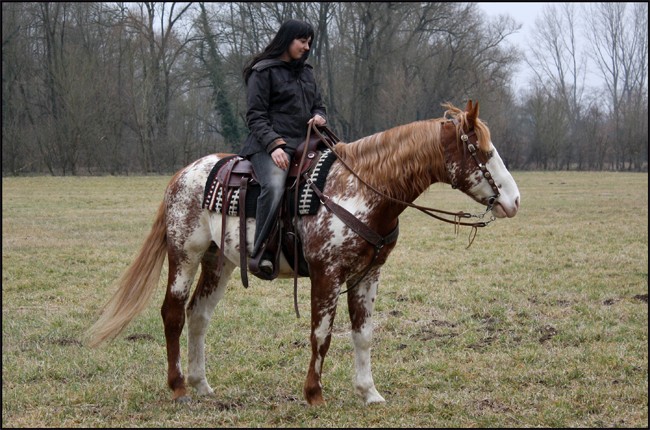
[86,201,167,347]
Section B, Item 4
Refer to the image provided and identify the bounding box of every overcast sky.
[478,2,605,91]
[478,2,547,90]
[478,2,546,36]
[478,2,546,32]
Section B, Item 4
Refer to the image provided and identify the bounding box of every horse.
[86,100,520,406]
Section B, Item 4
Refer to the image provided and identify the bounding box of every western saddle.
[205,126,340,289]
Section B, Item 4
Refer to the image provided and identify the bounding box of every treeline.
[2,2,647,176]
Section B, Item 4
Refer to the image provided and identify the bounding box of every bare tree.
[123,2,196,172]
[526,3,589,169]
[585,2,648,170]
[2,2,38,174]
[523,84,568,169]
[196,2,244,152]
[10,1,637,175]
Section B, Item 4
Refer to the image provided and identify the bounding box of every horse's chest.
[300,192,378,263]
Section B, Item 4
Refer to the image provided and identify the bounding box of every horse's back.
[166,153,231,203]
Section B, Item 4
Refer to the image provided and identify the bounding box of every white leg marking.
[352,323,385,405]
[186,261,235,396]
[350,275,385,405]
[313,313,332,377]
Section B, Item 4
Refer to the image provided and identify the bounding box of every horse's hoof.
[307,398,326,406]
[173,395,192,404]
[305,392,326,406]
[358,387,386,405]
[192,382,215,397]
[365,396,386,406]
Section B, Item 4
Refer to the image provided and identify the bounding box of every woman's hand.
[308,114,326,127]
[271,147,289,170]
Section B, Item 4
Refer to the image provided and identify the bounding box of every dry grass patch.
[2,172,647,427]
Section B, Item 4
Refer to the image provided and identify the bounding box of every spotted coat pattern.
[89,101,520,406]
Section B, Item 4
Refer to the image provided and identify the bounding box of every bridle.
[447,117,501,211]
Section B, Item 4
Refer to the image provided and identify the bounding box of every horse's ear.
[466,100,480,126]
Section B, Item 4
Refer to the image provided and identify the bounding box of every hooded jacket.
[239,59,327,158]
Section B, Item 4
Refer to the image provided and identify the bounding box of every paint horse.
[87,101,520,406]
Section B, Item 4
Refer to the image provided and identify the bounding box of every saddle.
[204,126,340,288]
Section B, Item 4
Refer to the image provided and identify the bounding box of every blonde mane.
[334,119,446,200]
[333,103,491,200]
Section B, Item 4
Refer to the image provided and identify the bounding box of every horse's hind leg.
[186,243,235,397]
[161,244,203,403]
[347,268,386,405]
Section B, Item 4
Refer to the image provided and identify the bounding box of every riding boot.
[249,219,281,280]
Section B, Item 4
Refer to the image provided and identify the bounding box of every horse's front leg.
[347,267,385,405]
[186,243,235,398]
[303,273,342,405]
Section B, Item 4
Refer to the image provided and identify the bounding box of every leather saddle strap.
[291,124,315,318]
[215,167,233,278]
[305,174,399,295]
[239,177,249,288]
[305,173,398,249]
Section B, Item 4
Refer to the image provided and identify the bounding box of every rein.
[310,124,498,245]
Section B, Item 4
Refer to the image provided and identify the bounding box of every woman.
[240,19,327,276]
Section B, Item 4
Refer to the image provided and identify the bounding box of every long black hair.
[243,19,315,84]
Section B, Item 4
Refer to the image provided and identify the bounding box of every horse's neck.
[341,121,443,206]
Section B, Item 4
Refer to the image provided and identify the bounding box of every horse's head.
[441,100,520,218]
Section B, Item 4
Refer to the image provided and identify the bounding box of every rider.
[240,19,327,275]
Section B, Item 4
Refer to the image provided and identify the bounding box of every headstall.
[448,117,501,209]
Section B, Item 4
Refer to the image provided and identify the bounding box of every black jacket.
[239,59,327,158]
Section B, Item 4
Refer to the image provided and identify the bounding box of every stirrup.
[248,251,276,281]
[259,259,273,275]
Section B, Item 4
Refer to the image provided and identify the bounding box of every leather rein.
[309,121,500,232]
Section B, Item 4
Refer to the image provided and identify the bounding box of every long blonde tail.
[86,202,167,347]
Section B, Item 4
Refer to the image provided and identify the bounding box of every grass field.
[2,171,648,427]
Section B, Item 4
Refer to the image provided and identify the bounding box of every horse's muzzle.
[492,196,519,218]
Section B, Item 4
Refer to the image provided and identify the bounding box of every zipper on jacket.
[297,77,309,119]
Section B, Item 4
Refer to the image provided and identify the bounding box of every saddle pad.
[289,149,337,215]
[202,155,259,216]
[202,149,336,217]
[203,155,235,210]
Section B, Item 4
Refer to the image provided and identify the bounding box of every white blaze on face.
[485,146,520,217]
[461,143,520,218]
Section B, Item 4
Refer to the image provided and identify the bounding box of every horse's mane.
[333,120,444,200]
[333,103,492,200]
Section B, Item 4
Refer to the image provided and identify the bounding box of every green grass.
[2,172,648,427]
